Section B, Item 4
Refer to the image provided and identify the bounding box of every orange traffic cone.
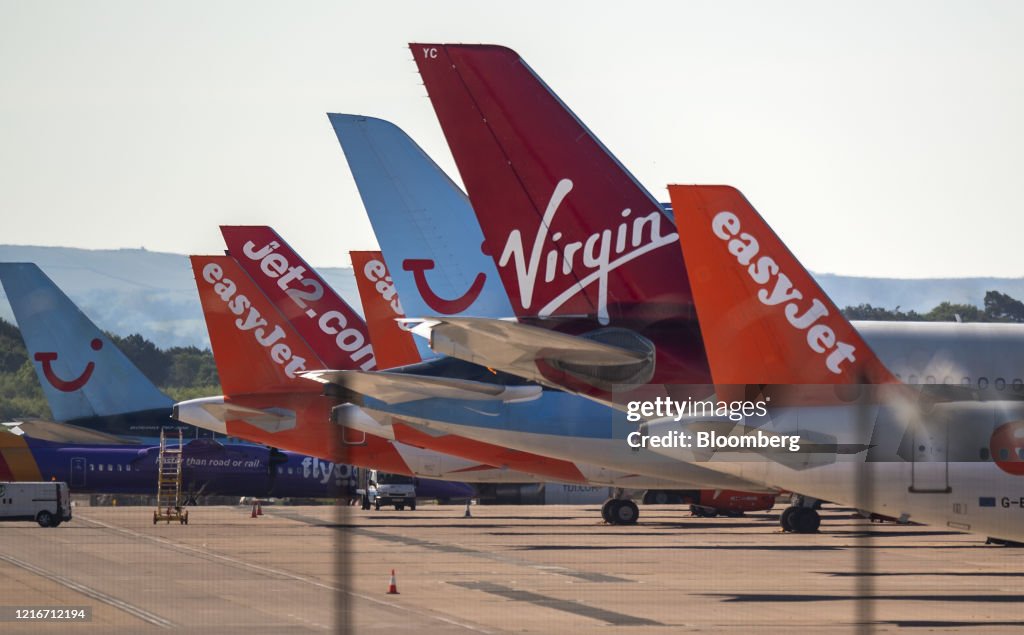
[386,569,399,594]
[256,502,263,516]
[251,503,258,518]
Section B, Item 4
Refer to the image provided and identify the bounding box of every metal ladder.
[153,428,189,525]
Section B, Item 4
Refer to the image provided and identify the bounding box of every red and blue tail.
[411,44,693,325]
[412,44,711,388]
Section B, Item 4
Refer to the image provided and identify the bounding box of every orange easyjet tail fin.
[190,255,325,396]
[350,251,422,369]
[668,185,896,386]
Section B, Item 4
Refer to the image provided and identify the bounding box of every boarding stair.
[153,428,189,525]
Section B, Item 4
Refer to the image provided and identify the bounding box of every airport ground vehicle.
[0,481,72,527]
[368,471,416,511]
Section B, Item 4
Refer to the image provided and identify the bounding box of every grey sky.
[2,1,1022,278]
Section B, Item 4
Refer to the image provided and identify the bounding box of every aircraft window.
[89,464,94,471]
[980,447,990,461]
[126,465,131,472]
[1015,379,1024,392]
[1000,448,1010,461]
[1018,448,1024,460]
[978,377,989,389]
[996,378,1006,391]
[277,467,283,474]
[288,467,293,474]
[117,465,122,471]
[943,376,953,385]
[895,373,902,381]
[98,464,103,472]
[925,375,936,384]
[961,377,971,386]
[108,464,113,471]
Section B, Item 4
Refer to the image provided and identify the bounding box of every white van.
[0,482,73,527]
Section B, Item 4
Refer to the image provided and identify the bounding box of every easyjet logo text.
[362,259,413,331]
[202,262,307,378]
[500,178,678,324]
[711,211,856,375]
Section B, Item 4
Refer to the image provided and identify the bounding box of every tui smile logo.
[34,338,102,392]
[402,259,486,314]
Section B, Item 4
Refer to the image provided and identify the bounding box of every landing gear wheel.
[410,502,416,511]
[782,506,820,533]
[780,506,799,532]
[374,500,381,511]
[395,505,404,511]
[608,499,639,525]
[793,508,820,533]
[361,495,370,510]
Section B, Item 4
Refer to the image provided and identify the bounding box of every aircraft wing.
[303,368,542,404]
[404,316,655,390]
[184,398,297,433]
[2,419,141,445]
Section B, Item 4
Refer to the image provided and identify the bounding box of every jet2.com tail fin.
[220,225,376,371]
[667,185,896,385]
[411,44,692,324]
[190,255,324,396]
[350,250,422,369]
[328,114,515,322]
[0,262,172,421]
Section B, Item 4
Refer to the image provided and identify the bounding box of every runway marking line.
[0,552,175,629]
[77,512,491,634]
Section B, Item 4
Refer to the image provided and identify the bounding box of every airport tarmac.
[0,503,1022,633]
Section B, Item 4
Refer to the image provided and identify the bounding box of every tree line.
[841,290,1024,323]
[1,289,1023,420]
